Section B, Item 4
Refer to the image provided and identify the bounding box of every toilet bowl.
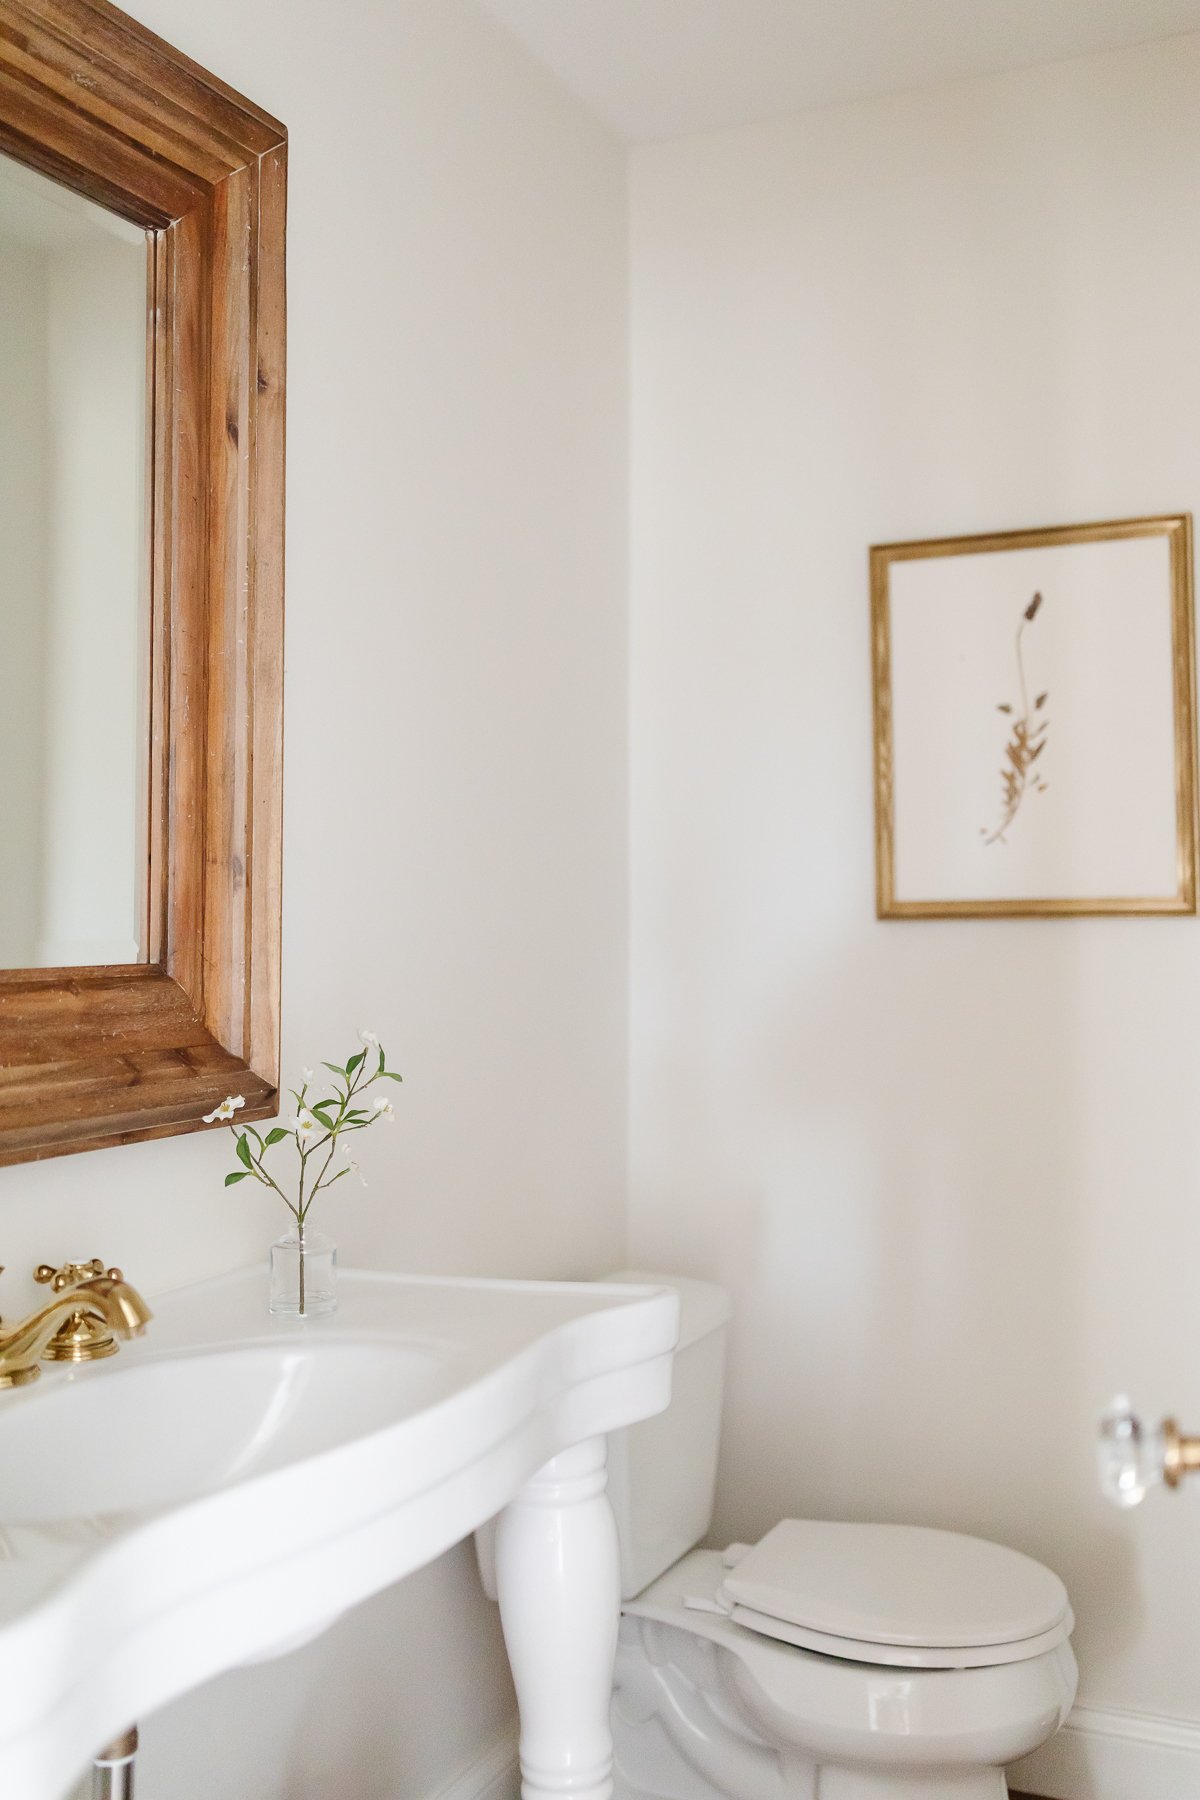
[613,1542,1075,1800]
[478,1271,1077,1800]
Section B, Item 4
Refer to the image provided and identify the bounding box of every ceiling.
[476,0,1200,142]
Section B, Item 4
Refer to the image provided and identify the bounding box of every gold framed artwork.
[870,515,1198,918]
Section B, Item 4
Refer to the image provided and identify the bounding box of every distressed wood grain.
[0,0,285,1165]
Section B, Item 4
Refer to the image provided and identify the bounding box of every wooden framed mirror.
[0,0,285,1163]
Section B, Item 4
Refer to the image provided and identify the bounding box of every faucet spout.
[0,1277,152,1389]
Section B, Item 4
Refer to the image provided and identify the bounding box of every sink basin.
[0,1342,453,1523]
[0,1267,679,1800]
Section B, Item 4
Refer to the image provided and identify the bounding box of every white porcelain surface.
[720,1520,1069,1650]
[600,1268,730,1601]
[605,1269,731,1350]
[0,1341,450,1521]
[726,1600,1074,1670]
[0,1266,679,1800]
[615,1550,1078,1800]
[497,1437,624,1800]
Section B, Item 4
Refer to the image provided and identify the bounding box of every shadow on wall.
[73,1543,513,1800]
[641,917,1144,1688]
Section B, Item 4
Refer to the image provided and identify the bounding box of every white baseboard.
[420,1705,1200,1800]
[425,1725,520,1800]
[1009,1703,1200,1799]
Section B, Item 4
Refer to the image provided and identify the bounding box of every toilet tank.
[474,1271,730,1605]
[605,1269,730,1600]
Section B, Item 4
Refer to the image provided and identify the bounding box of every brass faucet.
[0,1266,152,1389]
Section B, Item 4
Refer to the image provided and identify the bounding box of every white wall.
[0,0,629,1793]
[629,32,1200,1742]
[0,238,47,964]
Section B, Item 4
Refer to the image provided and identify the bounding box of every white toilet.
[494,1272,1078,1800]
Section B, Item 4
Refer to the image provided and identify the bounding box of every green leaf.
[225,1170,251,1186]
[377,1045,386,1073]
[311,1106,338,1132]
[264,1127,289,1146]
[322,1061,348,1078]
[379,1070,404,1082]
[346,1050,365,1075]
[235,1134,253,1169]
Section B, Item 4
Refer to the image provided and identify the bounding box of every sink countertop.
[0,1266,679,1800]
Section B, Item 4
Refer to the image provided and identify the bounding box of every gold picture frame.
[870,515,1198,919]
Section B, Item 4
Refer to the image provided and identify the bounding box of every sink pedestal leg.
[92,1725,138,1800]
[495,1437,620,1800]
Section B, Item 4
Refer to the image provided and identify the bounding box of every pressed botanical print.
[981,590,1050,847]
[870,516,1196,918]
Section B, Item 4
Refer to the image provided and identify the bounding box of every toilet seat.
[711,1519,1072,1670]
[724,1599,1074,1668]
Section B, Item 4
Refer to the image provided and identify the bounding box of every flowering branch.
[204,1030,403,1230]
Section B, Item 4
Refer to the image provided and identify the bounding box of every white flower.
[371,1094,395,1122]
[288,1108,319,1142]
[342,1144,368,1188]
[203,1094,245,1124]
[302,1067,314,1083]
[359,1030,380,1048]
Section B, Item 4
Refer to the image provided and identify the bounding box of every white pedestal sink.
[0,1267,679,1800]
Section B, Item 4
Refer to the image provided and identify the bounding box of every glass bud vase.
[269,1227,337,1319]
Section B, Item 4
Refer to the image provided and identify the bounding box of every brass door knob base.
[1161,1418,1200,1488]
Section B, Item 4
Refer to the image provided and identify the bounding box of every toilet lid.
[718,1520,1069,1652]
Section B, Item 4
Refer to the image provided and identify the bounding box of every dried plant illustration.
[981,591,1049,846]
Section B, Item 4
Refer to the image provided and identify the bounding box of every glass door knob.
[1099,1395,1200,1505]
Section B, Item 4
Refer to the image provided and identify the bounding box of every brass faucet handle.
[34,1259,110,1293]
[31,1261,128,1365]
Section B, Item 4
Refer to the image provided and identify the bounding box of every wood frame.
[0,0,285,1163]
[871,514,1198,919]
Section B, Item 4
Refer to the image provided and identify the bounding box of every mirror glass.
[0,150,149,969]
